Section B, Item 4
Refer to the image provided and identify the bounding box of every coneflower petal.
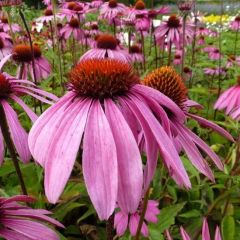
[44,98,91,203]
[83,100,118,220]
[105,99,143,214]
[202,218,211,240]
[0,129,4,165]
[28,92,76,166]
[1,100,31,163]
[180,226,191,240]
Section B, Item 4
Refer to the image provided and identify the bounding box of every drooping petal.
[10,95,38,122]
[0,229,32,240]
[1,100,31,163]
[187,113,234,142]
[44,98,91,203]
[214,226,222,240]
[1,218,60,240]
[180,226,191,240]
[129,213,140,236]
[124,94,191,188]
[28,92,76,166]
[104,99,143,214]
[202,218,211,240]
[114,212,128,236]
[82,100,118,220]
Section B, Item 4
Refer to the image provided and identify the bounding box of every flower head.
[29,59,191,220]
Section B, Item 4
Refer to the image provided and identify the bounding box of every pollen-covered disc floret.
[135,0,145,10]
[143,66,188,107]
[67,2,77,10]
[167,15,180,28]
[108,0,117,8]
[235,16,240,22]
[69,18,80,28]
[69,59,139,99]
[97,34,118,50]
[0,74,11,98]
[12,44,42,62]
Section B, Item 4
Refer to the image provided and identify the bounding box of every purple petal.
[44,98,91,203]
[114,212,128,236]
[187,113,234,142]
[104,99,143,214]
[1,101,31,163]
[0,129,4,165]
[202,218,210,240]
[82,100,118,220]
[180,226,191,240]
[214,226,222,240]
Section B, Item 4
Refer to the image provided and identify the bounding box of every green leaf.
[149,202,186,235]
[221,216,235,240]
[179,209,201,218]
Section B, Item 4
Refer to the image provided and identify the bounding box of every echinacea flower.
[155,15,194,49]
[0,17,21,33]
[2,44,51,82]
[203,67,226,76]
[0,71,57,165]
[127,0,148,21]
[144,66,233,182]
[0,195,64,240]
[226,55,240,68]
[0,36,12,61]
[59,1,88,21]
[114,200,160,237]
[135,14,151,34]
[85,21,101,36]
[0,0,22,6]
[60,18,84,41]
[208,48,222,60]
[129,45,144,63]
[79,34,129,62]
[28,59,191,220]
[99,0,127,22]
[230,16,240,31]
[37,8,55,23]
[214,76,240,120]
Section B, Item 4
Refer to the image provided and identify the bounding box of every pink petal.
[180,226,191,240]
[202,218,211,240]
[44,98,91,203]
[104,99,143,214]
[1,101,31,163]
[114,212,128,236]
[0,129,4,165]
[82,100,118,220]
[214,226,222,240]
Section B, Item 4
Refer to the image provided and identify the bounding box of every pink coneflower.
[0,36,12,61]
[0,17,21,33]
[0,195,64,240]
[204,67,226,76]
[43,0,51,6]
[60,18,84,41]
[0,0,22,6]
[226,55,240,68]
[144,67,233,182]
[127,1,148,21]
[79,34,129,62]
[37,8,55,23]
[114,200,160,237]
[0,71,57,164]
[197,36,205,45]
[230,16,240,31]
[196,26,209,36]
[173,50,183,65]
[208,48,222,60]
[28,59,191,220]
[155,15,194,48]
[203,43,217,53]
[85,21,101,36]
[214,76,240,119]
[4,44,52,82]
[183,66,192,79]
[129,45,144,63]
[59,2,88,21]
[148,6,170,20]
[135,14,151,34]
[99,0,127,22]
[90,0,103,9]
